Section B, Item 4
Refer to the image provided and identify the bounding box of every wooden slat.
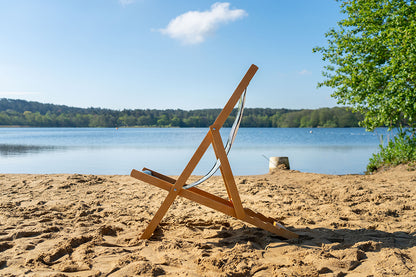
[243,214,299,239]
[139,132,213,239]
[142,168,176,184]
[175,132,212,188]
[131,169,172,191]
[188,186,233,207]
[244,208,275,224]
[210,127,245,219]
[212,64,258,129]
[180,189,236,217]
[131,169,233,208]
[130,169,236,217]
[140,189,180,239]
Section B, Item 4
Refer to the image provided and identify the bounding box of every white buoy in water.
[269,156,290,171]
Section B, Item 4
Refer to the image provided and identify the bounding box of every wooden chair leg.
[140,189,180,239]
[210,127,245,219]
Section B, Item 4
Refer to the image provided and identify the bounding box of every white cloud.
[299,69,312,75]
[119,0,135,7]
[158,2,247,45]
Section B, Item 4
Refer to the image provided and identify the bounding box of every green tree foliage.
[314,0,416,171]
[0,98,362,128]
[367,130,416,171]
[314,0,416,131]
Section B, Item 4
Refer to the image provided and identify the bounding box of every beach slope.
[1,165,415,276]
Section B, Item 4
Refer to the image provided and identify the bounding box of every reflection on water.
[0,144,60,156]
[0,128,394,175]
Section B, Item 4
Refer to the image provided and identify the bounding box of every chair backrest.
[183,88,247,189]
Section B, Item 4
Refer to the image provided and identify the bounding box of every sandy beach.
[1,165,415,276]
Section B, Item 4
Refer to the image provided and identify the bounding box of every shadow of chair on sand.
[148,223,415,274]
[150,223,415,251]
[212,226,415,250]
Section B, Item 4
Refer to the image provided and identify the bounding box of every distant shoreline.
[1,98,363,128]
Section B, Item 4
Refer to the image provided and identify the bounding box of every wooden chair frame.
[130,64,298,240]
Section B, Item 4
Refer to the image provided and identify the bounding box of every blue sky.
[0,0,342,110]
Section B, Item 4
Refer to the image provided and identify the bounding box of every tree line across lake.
[0,98,363,128]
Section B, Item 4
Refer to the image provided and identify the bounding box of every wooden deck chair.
[130,64,298,240]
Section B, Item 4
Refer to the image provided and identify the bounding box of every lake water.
[0,127,393,175]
